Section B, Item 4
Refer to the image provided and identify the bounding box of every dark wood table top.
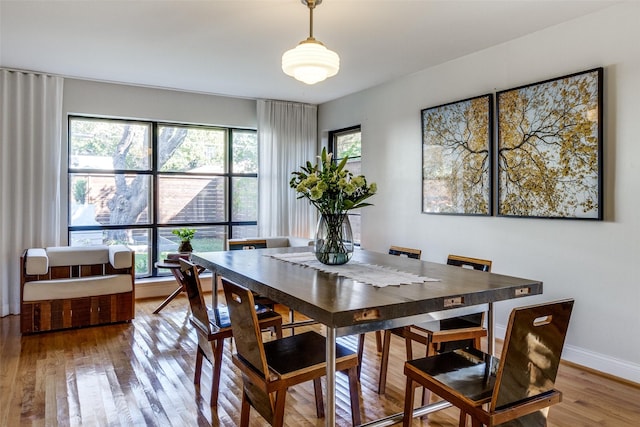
[192,247,542,336]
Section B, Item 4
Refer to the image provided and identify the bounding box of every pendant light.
[282,0,339,85]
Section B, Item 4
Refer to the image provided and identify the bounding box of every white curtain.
[257,100,317,238]
[0,69,64,317]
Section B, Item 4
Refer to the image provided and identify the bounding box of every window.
[328,126,363,244]
[68,116,258,277]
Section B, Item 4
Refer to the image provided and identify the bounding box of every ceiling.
[0,0,618,104]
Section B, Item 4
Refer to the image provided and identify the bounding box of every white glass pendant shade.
[282,39,340,85]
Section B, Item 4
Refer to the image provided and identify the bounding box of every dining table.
[192,246,542,427]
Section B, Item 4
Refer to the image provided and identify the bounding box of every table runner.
[268,252,439,288]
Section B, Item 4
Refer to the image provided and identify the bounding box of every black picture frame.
[421,94,493,215]
[496,68,603,219]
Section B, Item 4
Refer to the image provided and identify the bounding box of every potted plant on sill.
[172,227,196,253]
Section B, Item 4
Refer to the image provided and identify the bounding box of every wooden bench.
[20,245,135,334]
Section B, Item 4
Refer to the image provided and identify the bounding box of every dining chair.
[227,238,271,303]
[362,246,422,393]
[221,276,362,426]
[179,259,283,407]
[227,238,268,250]
[404,255,491,358]
[226,237,314,334]
[388,245,422,259]
[402,299,574,427]
[376,253,491,396]
[397,254,492,405]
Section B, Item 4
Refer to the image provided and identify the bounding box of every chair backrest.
[389,246,422,259]
[220,277,270,380]
[228,238,268,250]
[179,259,211,334]
[491,299,574,414]
[447,254,492,272]
[221,277,275,423]
[441,254,492,345]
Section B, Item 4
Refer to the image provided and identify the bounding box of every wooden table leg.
[153,285,184,314]
[153,262,205,314]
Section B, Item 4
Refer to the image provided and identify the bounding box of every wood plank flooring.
[1,295,639,426]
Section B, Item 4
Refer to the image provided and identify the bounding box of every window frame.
[67,115,258,278]
[328,125,363,245]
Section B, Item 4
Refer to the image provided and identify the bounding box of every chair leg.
[313,377,325,419]
[403,376,416,427]
[289,308,296,336]
[458,411,468,427]
[420,336,435,408]
[210,338,225,407]
[378,330,392,394]
[357,333,365,379]
[426,335,437,357]
[473,336,482,351]
[346,366,362,426]
[404,327,413,361]
[240,391,251,427]
[275,321,283,339]
[273,390,287,427]
[375,330,383,352]
[420,387,430,408]
[194,346,204,385]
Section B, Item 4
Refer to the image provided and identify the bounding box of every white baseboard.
[561,343,640,384]
[495,324,640,385]
[134,275,214,300]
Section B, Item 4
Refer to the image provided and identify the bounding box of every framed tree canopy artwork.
[422,94,493,215]
[497,68,603,219]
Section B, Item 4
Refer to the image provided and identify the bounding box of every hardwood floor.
[1,295,639,426]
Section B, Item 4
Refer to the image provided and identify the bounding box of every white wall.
[319,3,640,382]
[64,78,257,127]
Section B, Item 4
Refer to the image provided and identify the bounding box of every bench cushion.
[287,236,315,247]
[46,245,110,267]
[25,248,49,275]
[265,237,291,248]
[265,236,314,248]
[22,274,133,301]
[109,245,133,269]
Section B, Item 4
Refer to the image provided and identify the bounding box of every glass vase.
[314,213,354,265]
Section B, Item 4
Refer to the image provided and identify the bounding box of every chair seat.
[264,331,356,376]
[413,316,481,333]
[405,348,498,403]
[211,304,278,329]
[191,305,281,339]
[407,319,486,347]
